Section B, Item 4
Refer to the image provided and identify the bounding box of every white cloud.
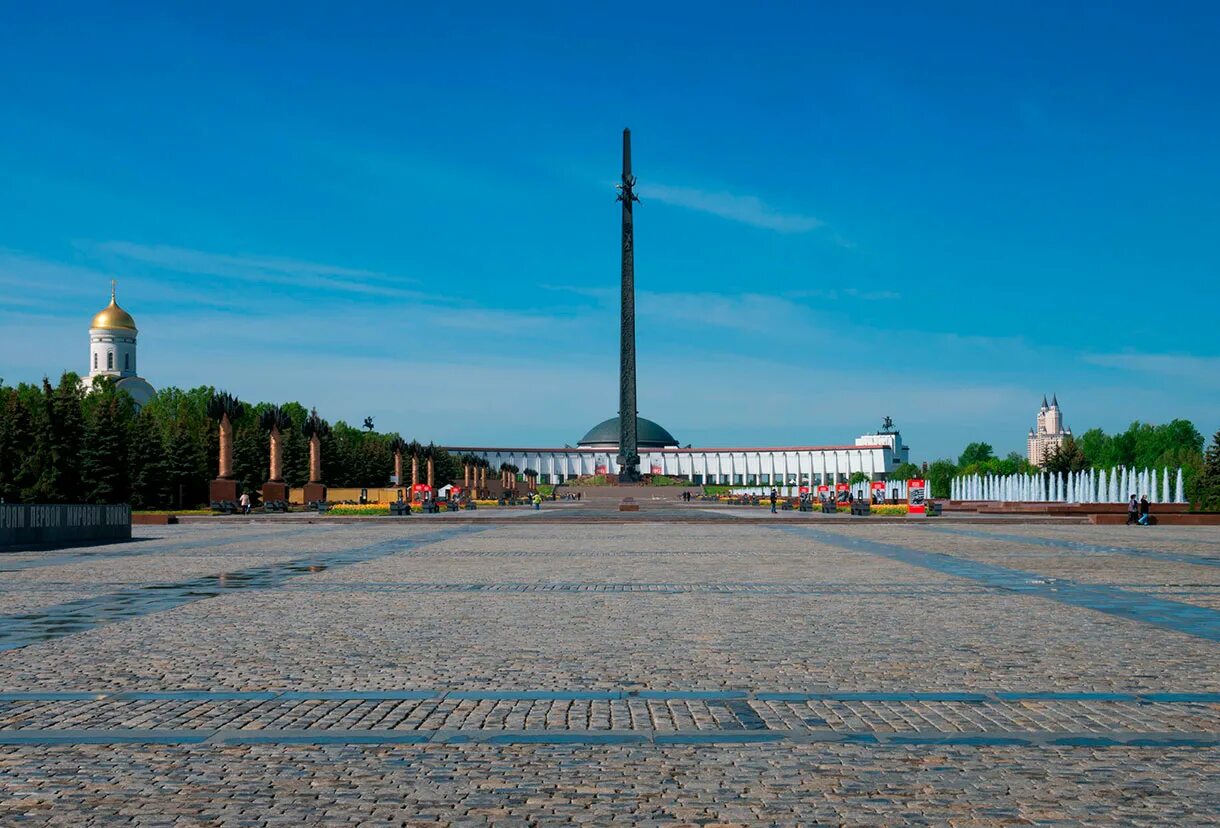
[93,242,421,299]
[789,287,901,301]
[640,183,823,233]
[1083,352,1220,388]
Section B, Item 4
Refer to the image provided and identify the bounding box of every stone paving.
[1,518,1218,824]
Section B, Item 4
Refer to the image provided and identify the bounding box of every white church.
[83,282,156,408]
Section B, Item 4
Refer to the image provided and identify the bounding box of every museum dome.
[578,416,679,448]
[91,284,137,332]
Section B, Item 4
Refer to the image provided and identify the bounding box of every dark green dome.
[578,416,679,448]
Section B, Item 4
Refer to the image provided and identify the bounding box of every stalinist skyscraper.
[1027,394,1071,466]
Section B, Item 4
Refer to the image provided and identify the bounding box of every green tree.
[1077,428,1114,467]
[957,442,994,467]
[164,421,202,508]
[890,462,922,480]
[80,393,129,503]
[0,385,36,502]
[128,408,168,509]
[1190,431,1220,512]
[848,471,870,485]
[281,423,310,487]
[926,459,958,499]
[26,375,86,502]
[232,422,264,503]
[1042,435,1090,475]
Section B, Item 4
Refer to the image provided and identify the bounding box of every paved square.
[2,518,1218,824]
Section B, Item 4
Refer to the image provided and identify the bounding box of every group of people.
[1126,494,1154,525]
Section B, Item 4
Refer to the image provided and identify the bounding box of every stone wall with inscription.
[0,504,131,549]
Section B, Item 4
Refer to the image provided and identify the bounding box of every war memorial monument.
[445,130,913,490]
[0,126,1217,825]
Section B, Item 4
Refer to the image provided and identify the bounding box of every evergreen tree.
[1191,431,1220,512]
[80,395,129,503]
[164,421,201,508]
[1042,435,1090,474]
[281,425,310,487]
[0,387,35,502]
[27,378,84,504]
[128,408,168,509]
[232,422,264,503]
[50,374,86,502]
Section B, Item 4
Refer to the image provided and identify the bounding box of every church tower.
[85,282,156,408]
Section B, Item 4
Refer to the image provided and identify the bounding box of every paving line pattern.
[2,689,1218,747]
[782,525,1220,641]
[0,526,489,651]
[928,525,1220,568]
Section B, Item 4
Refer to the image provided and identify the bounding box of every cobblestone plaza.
[2,514,1218,824]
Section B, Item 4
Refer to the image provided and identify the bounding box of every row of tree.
[0,374,467,508]
[893,419,1214,502]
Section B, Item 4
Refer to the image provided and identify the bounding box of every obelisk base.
[209,479,238,504]
[303,482,327,505]
[262,481,288,503]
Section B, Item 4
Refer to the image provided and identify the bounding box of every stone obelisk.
[616,128,641,483]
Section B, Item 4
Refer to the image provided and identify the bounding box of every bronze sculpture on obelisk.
[616,128,641,483]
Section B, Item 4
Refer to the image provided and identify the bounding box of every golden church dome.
[91,283,137,331]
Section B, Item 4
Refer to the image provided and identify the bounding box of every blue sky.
[2,2,1218,459]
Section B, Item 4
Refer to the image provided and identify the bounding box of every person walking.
[770,488,778,514]
[239,491,251,515]
[1138,495,1151,526]
[1126,494,1139,525]
[532,492,542,510]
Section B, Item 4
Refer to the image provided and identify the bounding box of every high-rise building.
[1027,394,1070,466]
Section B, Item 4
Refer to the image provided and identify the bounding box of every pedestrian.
[1126,494,1138,525]
[239,491,251,515]
[532,492,542,510]
[770,488,778,513]
[1138,495,1151,526]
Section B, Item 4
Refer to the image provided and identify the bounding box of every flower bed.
[869,504,910,516]
[328,504,390,515]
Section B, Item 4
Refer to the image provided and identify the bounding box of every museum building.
[445,417,910,487]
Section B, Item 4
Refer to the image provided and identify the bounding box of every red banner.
[650,464,662,475]
[870,481,886,503]
[908,478,927,514]
[798,485,809,495]
[816,485,830,499]
[835,483,850,503]
[595,465,607,475]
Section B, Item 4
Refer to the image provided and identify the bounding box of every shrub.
[647,475,689,486]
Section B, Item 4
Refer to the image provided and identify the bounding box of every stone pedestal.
[303,482,327,504]
[262,481,288,503]
[209,478,238,504]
